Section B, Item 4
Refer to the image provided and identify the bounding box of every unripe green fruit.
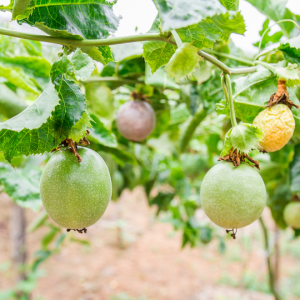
[200,162,266,229]
[116,100,156,142]
[283,202,300,229]
[40,147,112,229]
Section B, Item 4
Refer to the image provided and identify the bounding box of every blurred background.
[1,1,300,300]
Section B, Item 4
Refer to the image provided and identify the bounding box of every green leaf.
[245,0,295,37]
[0,55,51,78]
[143,41,177,73]
[165,43,199,80]
[85,83,115,128]
[221,123,263,156]
[18,1,118,64]
[219,0,239,10]
[233,65,274,97]
[42,227,59,249]
[68,111,93,142]
[154,0,226,31]
[177,12,246,50]
[0,62,40,94]
[275,63,300,87]
[0,162,41,212]
[145,64,180,89]
[290,144,300,193]
[89,114,118,148]
[12,0,32,19]
[70,48,95,81]
[0,84,27,119]
[0,55,86,162]
[278,35,300,66]
[150,192,175,215]
[27,210,48,233]
[143,15,177,73]
[253,19,283,49]
[21,40,43,57]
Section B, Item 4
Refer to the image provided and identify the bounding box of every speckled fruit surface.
[283,202,300,229]
[116,100,156,142]
[200,161,266,229]
[253,104,295,152]
[40,147,112,229]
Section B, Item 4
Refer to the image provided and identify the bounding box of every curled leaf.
[165,43,199,80]
[221,123,263,156]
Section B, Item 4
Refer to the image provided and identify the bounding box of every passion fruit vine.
[40,147,112,231]
[116,93,156,142]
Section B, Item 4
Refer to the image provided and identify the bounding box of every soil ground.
[1,187,300,300]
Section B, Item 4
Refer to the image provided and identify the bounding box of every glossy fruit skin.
[200,162,267,229]
[283,202,300,229]
[253,104,295,152]
[40,147,112,229]
[116,100,156,142]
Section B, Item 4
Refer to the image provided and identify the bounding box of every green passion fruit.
[40,147,112,229]
[200,161,267,229]
[283,202,300,229]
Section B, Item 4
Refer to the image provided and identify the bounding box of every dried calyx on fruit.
[116,91,156,142]
[253,79,299,152]
[51,130,90,163]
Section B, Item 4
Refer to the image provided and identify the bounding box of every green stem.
[204,49,255,65]
[0,27,168,47]
[179,104,208,153]
[259,217,282,300]
[222,74,237,127]
[257,19,300,55]
[83,77,143,84]
[0,27,258,75]
[254,60,276,73]
[255,48,277,60]
[171,30,182,48]
[198,50,257,75]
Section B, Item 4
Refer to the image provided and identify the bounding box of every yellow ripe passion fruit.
[253,104,295,152]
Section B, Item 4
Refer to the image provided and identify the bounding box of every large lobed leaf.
[245,0,298,37]
[16,0,119,64]
[177,12,246,50]
[154,0,226,31]
[0,50,93,162]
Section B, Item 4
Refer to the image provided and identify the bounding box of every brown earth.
[0,187,299,300]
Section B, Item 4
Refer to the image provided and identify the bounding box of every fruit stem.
[221,74,237,127]
[259,217,282,300]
